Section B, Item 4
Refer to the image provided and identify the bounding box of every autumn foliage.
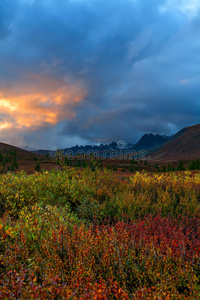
[0,168,200,299]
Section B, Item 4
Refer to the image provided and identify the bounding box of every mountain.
[33,142,121,157]
[132,134,171,151]
[2,123,200,167]
[32,124,200,162]
[150,124,200,162]
[33,136,169,157]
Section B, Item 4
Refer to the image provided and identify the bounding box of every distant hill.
[33,149,51,156]
[150,124,200,162]
[132,134,171,151]
[0,142,58,174]
[0,142,35,160]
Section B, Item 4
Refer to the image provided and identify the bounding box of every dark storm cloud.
[0,0,200,148]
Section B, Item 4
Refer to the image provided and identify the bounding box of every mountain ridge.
[1,123,200,163]
[32,133,170,156]
[149,124,200,162]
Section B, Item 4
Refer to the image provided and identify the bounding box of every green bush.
[35,163,41,172]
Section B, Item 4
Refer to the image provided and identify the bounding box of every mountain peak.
[132,133,170,151]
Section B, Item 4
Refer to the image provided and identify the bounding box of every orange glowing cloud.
[0,74,87,132]
[0,122,13,130]
[0,99,17,111]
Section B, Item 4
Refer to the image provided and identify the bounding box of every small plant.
[76,160,82,168]
[82,159,88,168]
[188,158,200,170]
[107,164,111,170]
[55,148,64,165]
[35,162,41,171]
[13,159,18,169]
[65,156,72,166]
[177,160,185,171]
[1,160,6,169]
[130,158,138,164]
[128,166,134,172]
[34,154,37,163]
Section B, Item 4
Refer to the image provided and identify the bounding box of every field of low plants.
[0,168,200,299]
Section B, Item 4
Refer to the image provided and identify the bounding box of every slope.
[149,124,200,162]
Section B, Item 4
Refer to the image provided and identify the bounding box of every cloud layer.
[0,0,200,148]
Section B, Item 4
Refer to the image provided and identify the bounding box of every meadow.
[0,167,200,299]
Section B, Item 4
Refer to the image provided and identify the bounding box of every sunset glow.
[0,77,87,132]
[0,122,13,130]
[0,99,17,112]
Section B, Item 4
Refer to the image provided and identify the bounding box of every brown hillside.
[0,142,58,174]
[149,124,200,163]
[0,142,36,160]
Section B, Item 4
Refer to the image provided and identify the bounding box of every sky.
[0,0,200,149]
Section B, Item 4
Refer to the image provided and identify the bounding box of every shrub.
[130,158,138,164]
[0,169,200,298]
[35,162,41,172]
[128,166,134,172]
